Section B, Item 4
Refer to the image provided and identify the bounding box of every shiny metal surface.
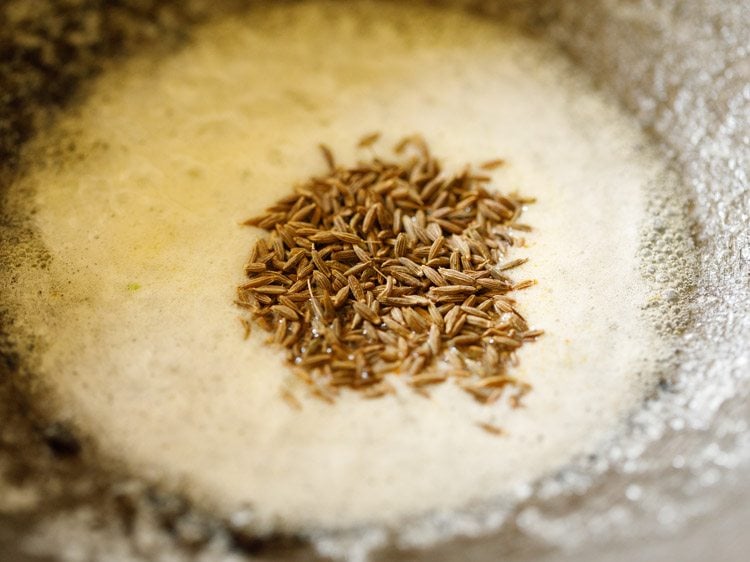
[1,1,748,560]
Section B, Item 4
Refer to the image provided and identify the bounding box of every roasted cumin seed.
[479,158,506,170]
[477,421,504,435]
[271,304,299,321]
[497,257,529,271]
[244,262,267,274]
[352,301,380,325]
[319,143,336,171]
[357,131,382,148]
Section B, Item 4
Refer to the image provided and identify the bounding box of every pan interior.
[1,0,702,553]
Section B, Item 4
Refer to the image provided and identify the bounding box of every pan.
[1,1,748,560]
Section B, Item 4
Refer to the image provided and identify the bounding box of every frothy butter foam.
[7,1,671,533]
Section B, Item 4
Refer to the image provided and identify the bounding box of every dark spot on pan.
[42,422,81,457]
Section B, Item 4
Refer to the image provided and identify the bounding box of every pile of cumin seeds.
[237,135,542,404]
